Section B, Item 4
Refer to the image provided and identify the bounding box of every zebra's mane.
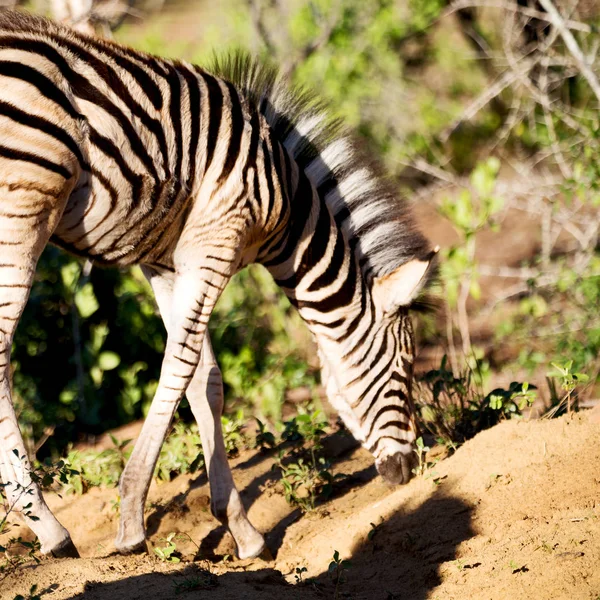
[208,52,430,281]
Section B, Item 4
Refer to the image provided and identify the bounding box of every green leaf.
[98,352,121,371]
[60,262,80,291]
[75,282,99,318]
[488,393,504,410]
[469,280,481,301]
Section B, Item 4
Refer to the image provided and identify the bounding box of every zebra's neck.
[257,159,368,396]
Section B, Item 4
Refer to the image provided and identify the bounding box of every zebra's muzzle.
[376,450,416,485]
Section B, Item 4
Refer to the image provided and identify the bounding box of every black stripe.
[366,405,409,440]
[59,168,118,242]
[296,243,357,313]
[89,128,143,201]
[220,82,244,182]
[0,61,81,120]
[248,170,260,224]
[167,65,183,182]
[115,43,171,78]
[102,47,164,111]
[262,170,313,268]
[276,197,329,288]
[245,103,260,173]
[369,435,411,453]
[280,136,294,202]
[181,68,201,184]
[0,144,70,179]
[335,276,368,341]
[391,371,409,387]
[368,326,390,370]
[202,73,223,172]
[261,140,276,223]
[0,37,160,180]
[0,99,86,169]
[308,226,344,292]
[383,388,408,400]
[352,351,396,411]
[50,35,170,171]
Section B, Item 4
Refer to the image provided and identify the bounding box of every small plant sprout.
[275,410,344,512]
[328,550,351,600]
[294,565,308,584]
[412,437,430,477]
[254,418,276,450]
[154,533,182,563]
[277,455,339,513]
[368,521,382,542]
[546,361,589,417]
[13,585,42,600]
[485,382,537,416]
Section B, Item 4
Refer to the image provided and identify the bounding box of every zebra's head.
[319,249,437,486]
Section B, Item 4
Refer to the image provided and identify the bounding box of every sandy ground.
[1,411,599,600]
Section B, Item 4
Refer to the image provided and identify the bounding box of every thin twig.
[538,0,600,103]
[443,0,593,34]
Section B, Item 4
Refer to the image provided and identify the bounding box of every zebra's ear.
[372,247,439,314]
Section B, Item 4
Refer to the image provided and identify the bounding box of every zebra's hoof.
[236,535,266,560]
[116,539,148,555]
[50,538,80,559]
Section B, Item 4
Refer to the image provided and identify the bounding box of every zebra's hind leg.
[186,335,265,560]
[0,187,78,557]
[140,266,265,559]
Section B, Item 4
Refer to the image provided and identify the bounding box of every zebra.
[0,9,437,560]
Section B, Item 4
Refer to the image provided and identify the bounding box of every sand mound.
[2,413,599,600]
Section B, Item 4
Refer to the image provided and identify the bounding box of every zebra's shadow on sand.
[60,490,474,600]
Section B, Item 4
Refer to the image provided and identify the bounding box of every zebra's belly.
[52,170,188,267]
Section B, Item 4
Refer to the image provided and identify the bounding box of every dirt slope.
[2,413,599,600]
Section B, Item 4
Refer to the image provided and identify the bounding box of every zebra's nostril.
[376,451,416,485]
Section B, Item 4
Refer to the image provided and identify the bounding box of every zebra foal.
[0,9,436,559]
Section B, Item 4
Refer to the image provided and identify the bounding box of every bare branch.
[443,0,593,34]
[247,0,277,54]
[538,0,600,104]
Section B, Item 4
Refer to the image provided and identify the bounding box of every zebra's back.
[0,9,244,267]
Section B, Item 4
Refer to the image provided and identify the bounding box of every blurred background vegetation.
[5,0,600,458]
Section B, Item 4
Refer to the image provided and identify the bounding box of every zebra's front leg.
[115,267,232,554]
[187,336,265,560]
[141,266,264,559]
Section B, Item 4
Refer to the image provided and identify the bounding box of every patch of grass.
[274,410,345,513]
[57,419,209,495]
[221,409,246,457]
[155,423,204,482]
[172,568,218,593]
[416,356,538,450]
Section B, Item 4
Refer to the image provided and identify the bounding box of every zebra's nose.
[376,451,415,485]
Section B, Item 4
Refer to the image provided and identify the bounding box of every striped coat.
[0,9,436,559]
